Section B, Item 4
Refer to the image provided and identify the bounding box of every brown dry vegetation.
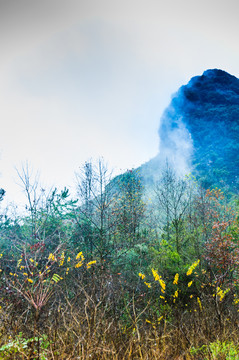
[0,262,239,359]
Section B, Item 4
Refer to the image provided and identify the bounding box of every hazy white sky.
[1,0,239,206]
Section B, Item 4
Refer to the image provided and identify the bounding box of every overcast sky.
[1,0,239,207]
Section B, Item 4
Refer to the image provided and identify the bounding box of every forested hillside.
[1,71,239,359]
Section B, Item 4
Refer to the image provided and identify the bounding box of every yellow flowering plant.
[3,242,97,323]
[186,259,200,276]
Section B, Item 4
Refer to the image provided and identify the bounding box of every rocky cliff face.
[140,69,239,191]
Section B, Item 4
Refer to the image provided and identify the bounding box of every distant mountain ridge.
[139,69,239,191]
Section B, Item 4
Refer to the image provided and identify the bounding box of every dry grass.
[0,282,238,360]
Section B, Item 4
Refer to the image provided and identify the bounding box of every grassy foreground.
[0,253,238,359]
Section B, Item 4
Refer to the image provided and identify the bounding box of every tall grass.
[0,251,239,359]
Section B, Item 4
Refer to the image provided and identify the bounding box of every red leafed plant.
[203,189,239,287]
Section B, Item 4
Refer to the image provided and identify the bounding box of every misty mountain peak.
[203,68,234,78]
[180,68,239,107]
[141,69,239,190]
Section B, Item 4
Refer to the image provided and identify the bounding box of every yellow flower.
[188,281,193,287]
[139,272,145,280]
[48,253,55,261]
[197,297,202,311]
[59,252,65,266]
[76,251,84,260]
[17,259,22,267]
[27,278,33,283]
[234,298,239,305]
[86,260,96,269]
[152,269,166,293]
[186,259,200,276]
[75,261,83,268]
[159,277,166,292]
[173,273,179,285]
[152,268,160,281]
[144,281,151,288]
[216,287,229,302]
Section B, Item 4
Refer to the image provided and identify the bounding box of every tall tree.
[75,158,116,264]
[113,169,145,247]
[155,162,191,255]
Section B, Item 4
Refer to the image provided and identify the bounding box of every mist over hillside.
[140,69,239,191]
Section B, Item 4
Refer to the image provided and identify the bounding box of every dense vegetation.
[0,159,239,359]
